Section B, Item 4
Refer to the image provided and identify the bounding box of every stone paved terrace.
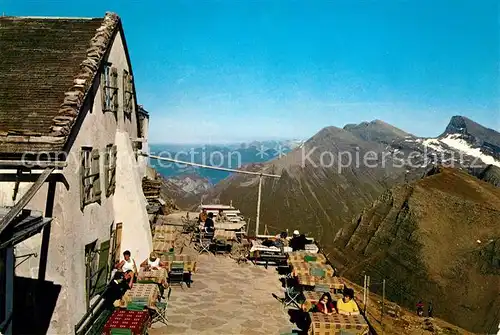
[149,253,293,335]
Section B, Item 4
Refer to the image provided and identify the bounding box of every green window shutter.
[103,146,110,197]
[95,240,110,294]
[91,148,101,201]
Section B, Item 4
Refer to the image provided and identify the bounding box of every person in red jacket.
[313,292,336,315]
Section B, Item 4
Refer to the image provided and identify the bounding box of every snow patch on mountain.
[419,134,500,168]
[440,134,500,167]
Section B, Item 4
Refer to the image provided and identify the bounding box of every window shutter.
[103,147,110,197]
[123,71,128,114]
[114,222,123,264]
[91,148,101,201]
[127,74,133,115]
[80,149,86,210]
[95,240,110,294]
[109,145,117,194]
[111,67,118,113]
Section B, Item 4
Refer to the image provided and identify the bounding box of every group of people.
[303,288,360,316]
[197,208,215,234]
[102,249,169,308]
[265,229,309,251]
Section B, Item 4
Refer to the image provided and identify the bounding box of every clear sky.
[2,0,499,144]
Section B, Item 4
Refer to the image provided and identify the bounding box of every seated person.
[290,230,308,251]
[116,250,138,280]
[273,231,288,248]
[198,208,208,223]
[204,212,215,233]
[217,209,227,222]
[304,292,336,315]
[102,270,133,310]
[337,288,360,316]
[140,252,165,270]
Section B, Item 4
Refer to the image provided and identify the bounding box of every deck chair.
[283,286,302,309]
[152,287,171,326]
[168,261,184,286]
[198,230,214,254]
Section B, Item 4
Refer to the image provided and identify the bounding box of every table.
[120,283,160,309]
[102,310,150,335]
[288,251,327,264]
[137,267,168,286]
[214,229,237,240]
[296,274,344,290]
[160,254,197,273]
[214,222,245,230]
[309,313,369,335]
[154,225,177,234]
[291,262,335,277]
[152,239,174,252]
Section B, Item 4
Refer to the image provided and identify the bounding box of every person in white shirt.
[116,250,138,279]
[140,252,165,270]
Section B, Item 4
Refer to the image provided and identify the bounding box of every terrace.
[91,211,371,335]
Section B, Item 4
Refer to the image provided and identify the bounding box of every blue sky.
[2,0,499,144]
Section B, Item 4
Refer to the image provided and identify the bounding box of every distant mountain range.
[149,139,304,194]
[178,115,500,333]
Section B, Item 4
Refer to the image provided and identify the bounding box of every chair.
[198,230,214,254]
[168,261,184,286]
[152,287,171,326]
[283,286,302,309]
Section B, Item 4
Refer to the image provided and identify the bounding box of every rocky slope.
[167,174,212,196]
[334,167,500,333]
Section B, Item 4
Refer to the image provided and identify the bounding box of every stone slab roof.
[0,13,119,154]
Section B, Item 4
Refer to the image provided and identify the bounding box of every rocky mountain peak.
[343,119,411,144]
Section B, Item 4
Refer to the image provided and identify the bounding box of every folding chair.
[282,286,302,309]
[197,230,214,254]
[152,287,171,326]
[168,261,184,287]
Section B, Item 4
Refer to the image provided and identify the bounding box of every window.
[101,63,118,115]
[80,147,101,210]
[84,239,111,309]
[104,145,117,197]
[123,70,134,119]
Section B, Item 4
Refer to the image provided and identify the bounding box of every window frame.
[101,62,119,116]
[80,147,101,210]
